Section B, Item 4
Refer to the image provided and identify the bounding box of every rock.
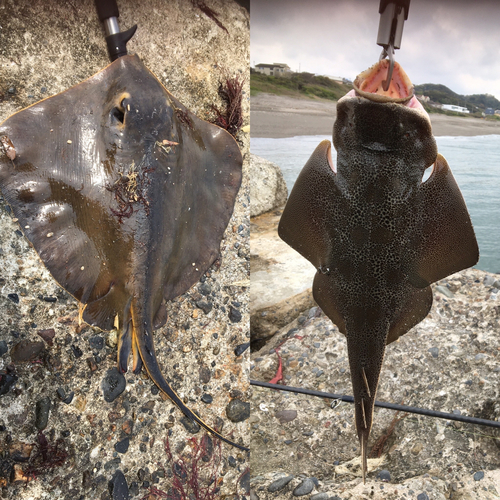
[275,409,298,423]
[428,347,439,358]
[196,300,213,315]
[377,470,391,481]
[102,368,126,402]
[435,285,454,298]
[251,288,315,342]
[114,438,130,454]
[180,417,200,434]
[0,340,7,356]
[111,470,129,500]
[293,478,314,496]
[229,306,242,323]
[268,475,294,492]
[37,328,55,346]
[10,340,45,363]
[201,393,213,404]
[35,396,51,430]
[8,441,34,462]
[234,342,250,356]
[473,471,484,481]
[226,398,250,422]
[417,493,429,500]
[310,494,329,500]
[239,469,250,494]
[249,154,288,217]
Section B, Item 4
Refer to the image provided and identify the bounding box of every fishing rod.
[251,379,500,430]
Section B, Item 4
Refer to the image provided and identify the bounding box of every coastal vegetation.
[251,70,500,118]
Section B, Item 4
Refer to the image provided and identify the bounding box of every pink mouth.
[344,59,426,113]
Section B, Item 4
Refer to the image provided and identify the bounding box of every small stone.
[0,369,17,396]
[196,300,212,314]
[111,470,129,500]
[473,471,484,481]
[201,393,213,404]
[417,493,429,500]
[37,328,55,346]
[7,293,19,304]
[89,336,104,350]
[35,396,51,430]
[226,398,250,422]
[310,494,329,500]
[102,368,126,402]
[228,456,236,467]
[72,345,83,358]
[428,347,439,358]
[377,470,391,481]
[122,420,134,435]
[74,395,86,411]
[114,438,130,454]
[198,283,212,296]
[180,416,200,434]
[8,441,34,462]
[484,275,496,286]
[240,469,250,494]
[234,342,249,356]
[268,475,294,492]
[0,341,7,357]
[229,306,242,323]
[435,285,454,298]
[199,366,211,384]
[43,296,57,303]
[275,409,297,423]
[10,340,44,363]
[411,442,423,455]
[293,478,314,496]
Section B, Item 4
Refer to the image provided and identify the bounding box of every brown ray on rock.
[278,60,478,480]
[0,54,245,450]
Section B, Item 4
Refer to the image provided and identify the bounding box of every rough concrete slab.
[0,1,250,498]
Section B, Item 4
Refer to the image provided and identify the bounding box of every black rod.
[250,380,500,429]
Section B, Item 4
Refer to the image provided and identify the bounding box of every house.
[485,108,495,115]
[441,104,470,114]
[255,63,291,77]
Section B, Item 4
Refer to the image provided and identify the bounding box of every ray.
[278,59,478,480]
[0,54,245,450]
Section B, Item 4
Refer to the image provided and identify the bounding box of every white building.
[441,104,470,114]
[255,63,291,77]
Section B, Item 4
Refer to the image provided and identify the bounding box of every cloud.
[251,0,500,99]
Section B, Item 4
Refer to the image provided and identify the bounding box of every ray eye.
[112,106,125,124]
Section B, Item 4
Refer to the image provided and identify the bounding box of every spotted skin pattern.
[278,75,478,481]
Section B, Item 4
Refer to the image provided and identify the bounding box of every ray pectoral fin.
[135,321,248,452]
[415,154,479,283]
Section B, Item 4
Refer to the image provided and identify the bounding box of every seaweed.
[211,74,245,137]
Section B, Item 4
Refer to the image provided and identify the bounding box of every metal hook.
[379,44,395,92]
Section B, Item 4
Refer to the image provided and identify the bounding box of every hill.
[250,70,352,101]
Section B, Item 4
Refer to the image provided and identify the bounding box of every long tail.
[128,304,248,452]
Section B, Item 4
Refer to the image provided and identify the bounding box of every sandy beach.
[251,93,500,138]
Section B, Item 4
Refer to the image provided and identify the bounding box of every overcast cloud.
[251,0,500,99]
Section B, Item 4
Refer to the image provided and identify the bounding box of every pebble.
[250,490,259,500]
[198,283,212,296]
[111,470,129,500]
[89,336,104,350]
[229,306,242,323]
[37,328,55,346]
[310,494,329,500]
[268,475,294,492]
[201,393,213,404]
[114,437,130,454]
[102,368,126,402]
[473,471,484,481]
[484,276,496,286]
[377,469,391,481]
[293,478,314,496]
[435,285,454,298]
[0,340,7,357]
[0,369,17,396]
[180,416,200,434]
[240,469,250,494]
[42,296,57,303]
[35,396,51,430]
[7,293,19,303]
[234,342,249,356]
[228,455,236,467]
[226,398,250,422]
[275,409,297,423]
[417,493,429,500]
[428,347,439,358]
[10,340,44,363]
[196,300,212,314]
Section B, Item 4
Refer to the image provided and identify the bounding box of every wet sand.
[251,93,500,138]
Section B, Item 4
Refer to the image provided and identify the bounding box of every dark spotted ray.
[278,60,478,480]
[0,54,246,450]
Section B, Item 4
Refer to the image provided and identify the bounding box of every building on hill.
[441,104,470,114]
[255,63,292,77]
[485,108,495,115]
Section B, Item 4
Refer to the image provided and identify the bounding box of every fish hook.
[379,43,395,92]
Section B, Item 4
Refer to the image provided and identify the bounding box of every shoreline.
[251,93,500,138]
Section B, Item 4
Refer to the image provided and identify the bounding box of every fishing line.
[250,380,500,429]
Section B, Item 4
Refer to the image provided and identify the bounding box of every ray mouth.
[343,59,427,114]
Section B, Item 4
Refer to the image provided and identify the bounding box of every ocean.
[251,134,500,274]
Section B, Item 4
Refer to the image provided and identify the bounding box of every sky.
[251,0,500,100]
